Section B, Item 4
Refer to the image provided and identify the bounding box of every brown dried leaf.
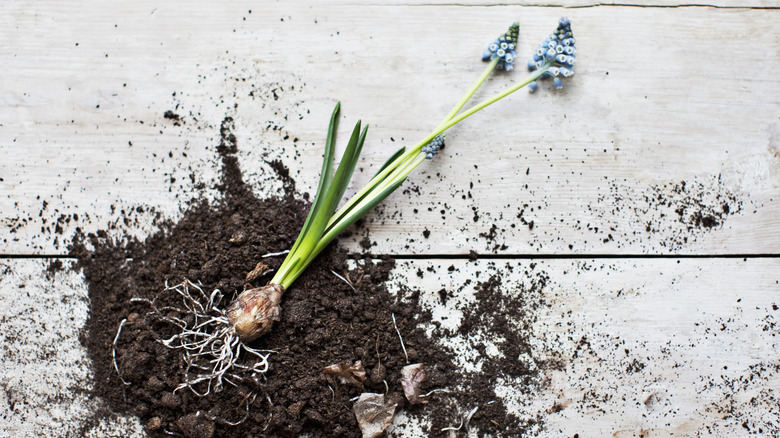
[245,261,271,282]
[322,360,366,388]
[400,363,427,404]
[353,392,402,438]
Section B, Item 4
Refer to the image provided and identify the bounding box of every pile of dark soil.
[73,117,545,437]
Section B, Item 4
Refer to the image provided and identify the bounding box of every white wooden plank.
[2,257,777,436]
[0,259,144,437]
[386,257,780,436]
[2,3,779,255]
[328,0,778,6]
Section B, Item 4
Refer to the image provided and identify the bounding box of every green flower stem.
[341,66,549,211]
[324,59,500,232]
[434,66,548,139]
[436,57,500,131]
[281,64,550,290]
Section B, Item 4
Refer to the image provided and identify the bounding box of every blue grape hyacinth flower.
[482,22,520,71]
[422,134,445,159]
[527,17,576,91]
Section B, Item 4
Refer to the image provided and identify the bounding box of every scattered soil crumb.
[46,259,64,278]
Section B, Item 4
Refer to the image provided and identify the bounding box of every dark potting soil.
[73,117,544,437]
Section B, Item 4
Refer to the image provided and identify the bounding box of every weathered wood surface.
[1,1,779,437]
[2,2,779,255]
[2,258,778,436]
[388,258,780,437]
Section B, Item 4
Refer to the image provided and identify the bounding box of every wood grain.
[387,257,780,436]
[2,3,778,255]
[1,3,778,435]
[2,256,777,435]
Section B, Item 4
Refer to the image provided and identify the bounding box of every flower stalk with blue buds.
[227,18,577,342]
[526,17,576,92]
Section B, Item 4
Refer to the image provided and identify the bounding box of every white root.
[136,279,274,395]
[441,406,479,432]
[331,270,356,291]
[391,313,409,363]
[261,250,290,258]
[112,318,131,385]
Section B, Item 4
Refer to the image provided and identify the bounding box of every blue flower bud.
[423,134,446,159]
[526,17,576,92]
[482,22,520,72]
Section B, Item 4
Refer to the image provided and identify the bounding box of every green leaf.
[273,102,340,284]
[279,120,366,286]
[281,176,407,288]
[373,146,406,179]
[327,144,404,231]
[323,176,406,241]
[327,122,367,214]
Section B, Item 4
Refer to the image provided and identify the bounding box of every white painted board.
[2,3,778,255]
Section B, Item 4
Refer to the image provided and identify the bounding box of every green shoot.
[227,19,577,343]
[271,103,368,289]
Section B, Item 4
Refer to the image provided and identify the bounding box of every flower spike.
[527,17,576,92]
[482,22,520,71]
[421,134,445,159]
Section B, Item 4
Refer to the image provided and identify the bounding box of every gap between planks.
[341,2,780,10]
[2,253,780,260]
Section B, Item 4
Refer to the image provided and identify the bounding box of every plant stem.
[434,66,547,140]
[436,57,499,131]
[327,65,549,230]
[325,58,499,232]
[281,63,551,289]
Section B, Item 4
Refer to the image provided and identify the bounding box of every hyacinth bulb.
[226,284,284,342]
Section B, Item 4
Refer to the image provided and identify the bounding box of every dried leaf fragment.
[245,261,271,282]
[353,392,402,438]
[323,360,366,388]
[400,363,427,404]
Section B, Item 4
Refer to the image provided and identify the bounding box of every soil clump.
[73,117,543,437]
